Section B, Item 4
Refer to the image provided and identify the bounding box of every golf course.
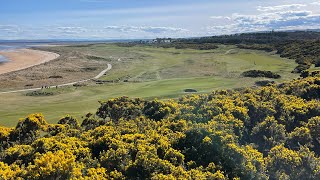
[0,44,299,126]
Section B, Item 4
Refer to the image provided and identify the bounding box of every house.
[153,38,173,43]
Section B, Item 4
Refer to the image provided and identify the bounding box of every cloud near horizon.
[256,4,306,12]
[104,26,188,34]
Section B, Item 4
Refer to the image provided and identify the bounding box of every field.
[0,44,299,126]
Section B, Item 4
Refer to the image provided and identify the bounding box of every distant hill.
[174,30,320,73]
[178,31,320,44]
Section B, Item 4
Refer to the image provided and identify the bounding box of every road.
[0,64,112,94]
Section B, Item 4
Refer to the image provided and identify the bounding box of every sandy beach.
[0,49,60,75]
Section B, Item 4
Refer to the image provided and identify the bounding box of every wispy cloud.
[56,26,88,34]
[1,1,320,39]
[0,24,190,39]
[0,25,20,31]
[311,1,320,5]
[207,2,320,35]
[104,25,188,34]
[64,2,219,16]
[210,16,231,20]
[257,4,306,12]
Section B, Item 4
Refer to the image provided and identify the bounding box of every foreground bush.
[0,77,319,179]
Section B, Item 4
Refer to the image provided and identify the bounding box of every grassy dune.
[0,44,299,126]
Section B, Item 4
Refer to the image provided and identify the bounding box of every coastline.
[0,49,60,75]
[0,55,10,63]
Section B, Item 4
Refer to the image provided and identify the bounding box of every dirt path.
[94,64,112,79]
[0,64,112,94]
[225,49,235,55]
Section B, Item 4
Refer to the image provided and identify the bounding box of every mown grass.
[0,44,299,127]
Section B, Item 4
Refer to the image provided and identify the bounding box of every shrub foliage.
[242,70,281,79]
[0,77,320,179]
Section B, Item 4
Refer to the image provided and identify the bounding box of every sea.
[0,55,9,63]
[0,39,137,64]
[0,43,37,64]
[0,45,16,63]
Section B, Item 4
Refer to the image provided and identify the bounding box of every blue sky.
[1,0,320,39]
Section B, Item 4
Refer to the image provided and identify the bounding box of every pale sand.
[0,49,60,75]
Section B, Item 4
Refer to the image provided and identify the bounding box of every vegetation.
[86,55,112,62]
[25,91,55,97]
[184,88,198,93]
[0,75,319,179]
[242,70,281,79]
[48,75,63,79]
[301,70,320,78]
[116,42,219,50]
[255,80,275,87]
[238,41,320,73]
[177,31,320,73]
[0,44,298,126]
[156,43,219,50]
[1,32,318,179]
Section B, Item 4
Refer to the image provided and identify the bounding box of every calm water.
[0,44,36,64]
[0,40,134,64]
[0,45,20,63]
[0,55,9,63]
[0,44,24,51]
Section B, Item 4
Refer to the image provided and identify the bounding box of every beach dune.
[0,49,60,75]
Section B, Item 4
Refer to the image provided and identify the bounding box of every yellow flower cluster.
[0,77,319,179]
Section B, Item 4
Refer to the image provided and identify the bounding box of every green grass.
[309,64,320,71]
[0,44,299,127]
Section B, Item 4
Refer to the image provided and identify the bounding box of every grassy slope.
[0,44,298,127]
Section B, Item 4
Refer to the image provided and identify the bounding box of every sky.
[1,0,320,40]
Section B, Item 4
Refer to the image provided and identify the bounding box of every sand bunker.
[0,49,60,75]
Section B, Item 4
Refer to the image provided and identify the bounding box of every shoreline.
[0,49,60,75]
[0,55,10,63]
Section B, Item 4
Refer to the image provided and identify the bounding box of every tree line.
[177,31,320,73]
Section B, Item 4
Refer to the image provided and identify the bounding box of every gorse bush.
[242,70,281,79]
[0,77,320,179]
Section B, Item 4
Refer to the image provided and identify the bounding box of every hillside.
[0,44,299,126]
[176,31,320,73]
[3,0,320,179]
[1,75,319,179]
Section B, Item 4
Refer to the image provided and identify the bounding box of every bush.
[184,89,198,93]
[242,70,281,79]
[300,70,320,78]
[26,91,55,96]
[1,77,320,179]
[292,64,311,73]
[159,43,218,50]
[49,75,63,79]
[255,80,275,86]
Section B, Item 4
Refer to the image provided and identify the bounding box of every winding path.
[94,64,112,79]
[225,49,235,55]
[0,64,112,94]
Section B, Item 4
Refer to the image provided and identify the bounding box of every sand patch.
[0,49,60,75]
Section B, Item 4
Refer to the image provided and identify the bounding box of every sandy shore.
[0,49,60,75]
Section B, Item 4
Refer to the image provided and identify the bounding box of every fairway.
[0,44,299,126]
